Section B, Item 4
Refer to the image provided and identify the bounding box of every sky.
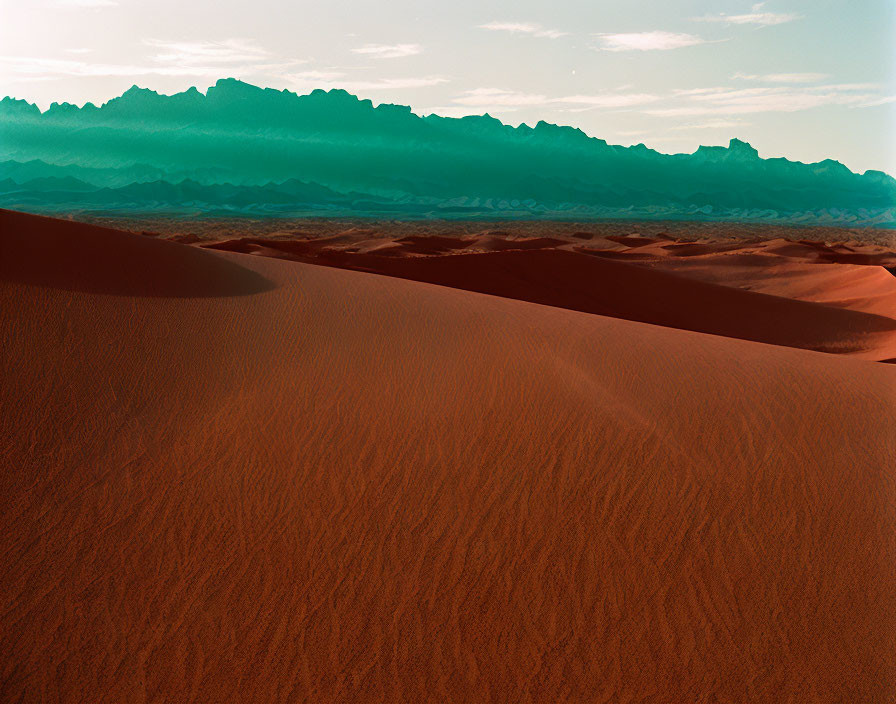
[1,0,894,175]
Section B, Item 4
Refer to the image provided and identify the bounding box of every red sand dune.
[203,231,896,361]
[2,210,895,702]
[1,209,273,298]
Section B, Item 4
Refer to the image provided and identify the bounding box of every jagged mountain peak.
[1,79,893,224]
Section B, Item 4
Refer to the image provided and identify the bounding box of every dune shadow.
[298,246,896,355]
[0,209,275,298]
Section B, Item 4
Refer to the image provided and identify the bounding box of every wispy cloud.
[733,72,828,83]
[646,83,885,116]
[452,88,548,107]
[52,0,117,7]
[446,88,660,113]
[854,95,896,108]
[673,87,729,96]
[0,38,303,84]
[478,22,568,39]
[0,34,444,99]
[353,76,447,90]
[694,2,800,26]
[667,120,747,130]
[0,55,202,78]
[145,39,273,66]
[288,69,347,82]
[0,55,257,79]
[594,31,707,51]
[351,44,422,59]
[557,93,661,108]
[0,39,301,81]
[818,82,881,91]
[287,70,448,92]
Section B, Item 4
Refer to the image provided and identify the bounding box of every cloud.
[818,82,883,91]
[673,87,729,96]
[144,39,273,66]
[0,37,440,98]
[855,95,896,108]
[452,88,548,107]
[52,0,117,6]
[557,93,661,108]
[353,76,446,90]
[447,88,660,113]
[0,56,176,78]
[594,31,706,51]
[288,69,347,82]
[0,52,447,97]
[733,72,828,83]
[351,44,422,59]
[478,22,568,39]
[0,55,259,79]
[666,120,747,130]
[0,39,302,83]
[694,2,800,26]
[287,71,448,92]
[646,83,885,116]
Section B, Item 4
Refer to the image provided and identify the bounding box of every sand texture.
[2,210,895,703]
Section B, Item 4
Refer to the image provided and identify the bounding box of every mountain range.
[1,78,894,225]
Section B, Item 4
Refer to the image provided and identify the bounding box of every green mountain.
[1,78,893,225]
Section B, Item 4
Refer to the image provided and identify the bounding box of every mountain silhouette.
[1,78,893,224]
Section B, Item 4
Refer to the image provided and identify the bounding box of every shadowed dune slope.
[206,240,896,359]
[0,209,273,297]
[1,212,895,703]
[350,248,896,358]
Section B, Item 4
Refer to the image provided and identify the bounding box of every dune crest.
[0,209,273,298]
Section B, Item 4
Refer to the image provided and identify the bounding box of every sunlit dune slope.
[1,210,894,703]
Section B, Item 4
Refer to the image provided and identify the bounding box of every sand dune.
[1,209,273,298]
[1,210,895,702]
[204,229,896,361]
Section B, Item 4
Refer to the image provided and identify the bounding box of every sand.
[201,226,896,361]
[1,209,895,702]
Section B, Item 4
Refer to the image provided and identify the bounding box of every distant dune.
[200,221,896,361]
[2,210,894,702]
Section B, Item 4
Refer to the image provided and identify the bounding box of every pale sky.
[2,0,894,174]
